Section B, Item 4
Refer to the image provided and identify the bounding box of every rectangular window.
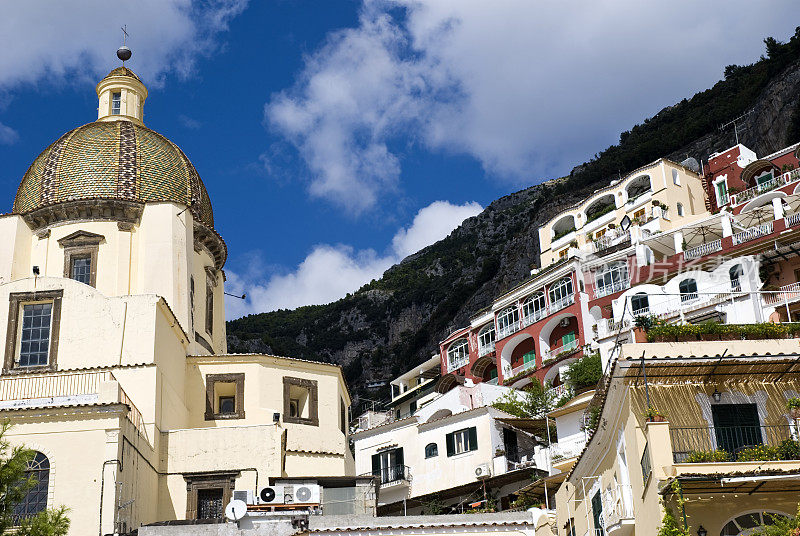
[204,373,245,420]
[633,208,646,221]
[70,256,91,285]
[283,377,319,426]
[715,180,728,205]
[558,248,568,259]
[19,303,52,368]
[5,291,62,373]
[446,426,478,456]
[205,272,215,336]
[111,92,122,115]
[371,448,405,484]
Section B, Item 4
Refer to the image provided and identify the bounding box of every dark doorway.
[712,403,762,456]
[591,490,604,535]
[197,488,224,519]
[503,428,519,462]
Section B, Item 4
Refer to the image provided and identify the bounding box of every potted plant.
[788,398,800,419]
[644,407,666,423]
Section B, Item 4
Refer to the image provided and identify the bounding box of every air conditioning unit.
[232,490,255,505]
[475,463,492,479]
[258,486,284,504]
[293,484,321,504]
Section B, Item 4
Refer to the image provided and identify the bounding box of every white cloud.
[267,0,798,212]
[0,0,248,90]
[0,121,19,145]
[226,200,482,317]
[178,114,203,129]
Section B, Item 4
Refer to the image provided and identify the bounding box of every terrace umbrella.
[782,193,800,214]
[680,223,724,245]
[735,205,777,229]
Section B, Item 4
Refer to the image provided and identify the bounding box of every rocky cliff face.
[227,52,800,408]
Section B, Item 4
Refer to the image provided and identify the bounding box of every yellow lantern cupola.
[96,66,147,124]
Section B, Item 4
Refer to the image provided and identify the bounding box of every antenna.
[719,110,752,145]
[224,291,247,300]
[117,25,132,64]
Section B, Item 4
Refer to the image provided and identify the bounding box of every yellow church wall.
[0,215,33,284]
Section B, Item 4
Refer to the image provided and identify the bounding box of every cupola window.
[111,92,122,115]
[70,256,92,285]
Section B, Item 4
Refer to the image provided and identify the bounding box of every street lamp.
[697,526,707,536]
[712,389,722,403]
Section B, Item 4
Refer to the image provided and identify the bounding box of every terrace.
[729,168,800,207]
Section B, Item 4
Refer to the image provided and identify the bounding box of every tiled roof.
[13,120,214,228]
[104,66,141,81]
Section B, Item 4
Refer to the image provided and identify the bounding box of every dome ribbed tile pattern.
[14,120,214,227]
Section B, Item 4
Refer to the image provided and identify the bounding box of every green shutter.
[523,351,536,364]
[371,453,381,476]
[467,427,478,451]
[562,332,576,346]
[446,432,455,457]
[489,368,498,380]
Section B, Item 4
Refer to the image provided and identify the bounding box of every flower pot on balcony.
[633,327,648,343]
[790,407,800,420]
[646,415,666,423]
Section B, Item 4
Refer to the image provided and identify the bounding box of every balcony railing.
[762,282,800,306]
[590,230,632,255]
[548,293,575,315]
[446,356,469,373]
[786,212,800,228]
[0,370,112,407]
[541,338,579,362]
[732,222,773,246]
[670,424,795,463]
[478,342,495,357]
[486,377,499,385]
[602,484,634,528]
[521,309,547,328]
[508,360,537,379]
[730,168,800,207]
[683,239,722,260]
[597,317,632,339]
[595,279,630,299]
[549,437,586,462]
[373,465,411,486]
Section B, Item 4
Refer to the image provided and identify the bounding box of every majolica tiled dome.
[13,120,214,227]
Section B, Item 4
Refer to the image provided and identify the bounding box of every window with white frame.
[521,292,547,324]
[496,306,519,339]
[477,324,495,356]
[111,92,122,115]
[446,339,469,372]
[595,262,629,298]
[549,277,574,310]
[714,177,728,206]
[631,292,649,315]
[679,278,698,302]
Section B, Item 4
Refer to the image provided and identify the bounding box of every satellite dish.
[225,499,247,521]
[296,486,312,502]
[260,487,276,503]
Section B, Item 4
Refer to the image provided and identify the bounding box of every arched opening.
[630,292,649,316]
[521,292,547,325]
[445,339,469,373]
[496,306,520,340]
[585,194,616,224]
[539,314,579,362]
[741,160,781,190]
[595,262,629,298]
[720,511,789,535]
[626,175,651,200]
[552,215,576,241]
[427,409,453,423]
[13,452,49,524]
[679,278,698,303]
[548,277,574,311]
[477,323,495,356]
[500,333,535,380]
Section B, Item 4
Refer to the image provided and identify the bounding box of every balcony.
[601,484,634,535]
[683,239,722,260]
[373,465,411,487]
[541,338,579,363]
[786,212,800,227]
[521,309,547,328]
[762,282,800,307]
[446,356,469,373]
[478,342,495,357]
[508,360,536,379]
[669,424,795,463]
[549,436,586,463]
[595,278,630,299]
[729,168,800,207]
[548,293,575,315]
[731,222,773,246]
[597,317,632,339]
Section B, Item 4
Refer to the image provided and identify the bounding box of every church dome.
[13,120,214,228]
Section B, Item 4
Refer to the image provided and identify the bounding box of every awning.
[662,471,800,496]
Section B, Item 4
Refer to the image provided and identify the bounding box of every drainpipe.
[99,459,121,536]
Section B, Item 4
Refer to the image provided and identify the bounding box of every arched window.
[720,511,789,535]
[477,324,495,356]
[521,292,547,325]
[631,293,649,315]
[679,278,698,302]
[729,265,743,292]
[496,306,519,339]
[595,262,629,298]
[672,169,680,185]
[425,443,438,458]
[13,452,49,523]
[549,277,574,311]
[626,175,651,199]
[446,339,469,372]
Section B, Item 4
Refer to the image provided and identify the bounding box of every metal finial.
[117,26,131,63]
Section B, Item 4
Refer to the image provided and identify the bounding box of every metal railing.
[548,293,575,315]
[549,437,587,462]
[373,465,411,485]
[551,383,570,400]
[542,338,579,362]
[446,356,469,373]
[595,279,630,299]
[602,484,634,527]
[670,424,795,463]
[732,222,774,246]
[787,212,800,227]
[119,385,149,443]
[497,322,519,340]
[640,443,652,485]
[509,360,536,379]
[590,230,632,255]
[730,168,800,207]
[477,342,495,357]
[486,377,499,385]
[521,308,547,328]
[683,239,722,260]
[762,282,800,306]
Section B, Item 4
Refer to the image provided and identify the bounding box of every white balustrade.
[786,212,800,228]
[732,222,773,245]
[683,239,722,260]
[730,169,800,207]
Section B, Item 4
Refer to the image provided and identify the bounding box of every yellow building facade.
[0,67,353,535]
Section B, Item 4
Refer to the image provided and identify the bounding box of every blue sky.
[0,1,797,318]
